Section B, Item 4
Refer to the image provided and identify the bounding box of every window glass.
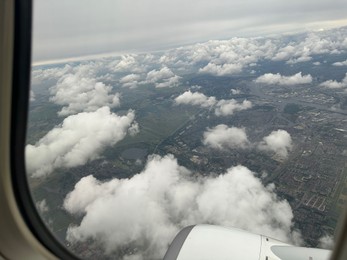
[27,0,347,259]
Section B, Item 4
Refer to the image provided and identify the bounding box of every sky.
[32,0,347,64]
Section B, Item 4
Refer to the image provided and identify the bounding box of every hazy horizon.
[32,0,347,63]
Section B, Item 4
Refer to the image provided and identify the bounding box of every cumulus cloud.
[187,38,276,76]
[64,154,300,260]
[272,45,296,61]
[272,45,311,64]
[320,73,347,89]
[174,90,217,107]
[258,130,293,158]
[128,122,140,136]
[203,125,249,150]
[175,91,252,116]
[333,60,347,66]
[111,55,146,73]
[156,76,181,88]
[255,72,312,85]
[286,56,312,64]
[272,31,347,64]
[215,99,252,116]
[202,126,294,159]
[119,74,141,88]
[318,234,334,250]
[145,67,180,88]
[199,62,243,76]
[174,28,347,75]
[50,64,120,116]
[26,107,135,177]
[31,64,73,82]
[231,89,241,94]
[36,199,49,214]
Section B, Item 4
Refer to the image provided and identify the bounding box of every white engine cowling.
[164,225,331,260]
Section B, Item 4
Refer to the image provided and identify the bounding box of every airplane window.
[26,0,347,259]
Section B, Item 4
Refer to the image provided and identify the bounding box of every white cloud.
[199,62,243,76]
[111,55,146,73]
[159,54,177,64]
[156,75,181,88]
[36,199,49,213]
[26,107,135,177]
[286,56,312,64]
[177,28,347,75]
[318,234,334,250]
[272,31,347,64]
[255,72,312,85]
[64,154,300,260]
[320,73,347,89]
[203,126,294,158]
[333,60,347,66]
[31,64,73,83]
[191,85,202,90]
[174,37,278,76]
[258,130,293,158]
[301,33,341,55]
[231,89,241,94]
[174,91,217,107]
[215,99,252,116]
[203,125,250,150]
[145,67,180,88]
[272,45,296,61]
[128,122,140,136]
[119,74,141,88]
[175,91,252,116]
[50,64,120,116]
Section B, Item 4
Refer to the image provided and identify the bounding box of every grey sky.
[32,0,347,63]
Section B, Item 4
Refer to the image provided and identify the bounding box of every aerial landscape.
[27,25,347,259]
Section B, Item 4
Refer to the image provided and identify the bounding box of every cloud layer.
[255,72,313,85]
[33,0,347,62]
[26,107,136,177]
[64,154,300,260]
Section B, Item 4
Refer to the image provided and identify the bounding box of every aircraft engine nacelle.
[164,225,331,260]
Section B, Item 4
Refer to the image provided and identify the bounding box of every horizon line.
[32,22,347,67]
